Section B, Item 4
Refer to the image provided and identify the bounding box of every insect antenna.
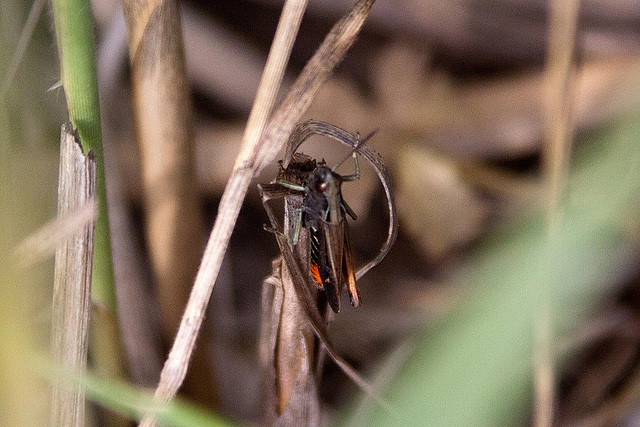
[331,128,379,172]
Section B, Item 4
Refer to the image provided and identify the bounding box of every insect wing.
[342,220,360,307]
[321,220,344,313]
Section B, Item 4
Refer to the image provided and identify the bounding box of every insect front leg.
[275,178,306,192]
[341,151,360,182]
[258,184,287,238]
[290,209,303,246]
[259,183,305,246]
[341,198,357,221]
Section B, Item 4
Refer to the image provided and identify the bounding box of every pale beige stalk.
[121,0,203,344]
[534,1,580,426]
[50,124,96,427]
[121,0,218,406]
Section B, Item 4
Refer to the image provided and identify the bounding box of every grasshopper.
[258,120,398,414]
[267,150,361,313]
[259,120,396,312]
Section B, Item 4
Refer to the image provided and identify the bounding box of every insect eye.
[316,181,327,192]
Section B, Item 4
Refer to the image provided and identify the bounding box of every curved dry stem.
[267,220,394,413]
[283,119,398,280]
[255,0,376,174]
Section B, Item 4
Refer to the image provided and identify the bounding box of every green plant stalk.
[51,0,126,380]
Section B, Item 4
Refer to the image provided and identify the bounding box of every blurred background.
[3,0,640,425]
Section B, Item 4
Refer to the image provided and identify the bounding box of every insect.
[274,150,361,313]
[259,120,397,314]
[258,120,398,410]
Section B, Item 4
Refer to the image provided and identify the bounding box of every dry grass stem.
[122,0,219,407]
[122,0,204,342]
[261,197,393,413]
[534,1,580,426]
[50,123,96,427]
[255,0,376,174]
[277,195,318,419]
[260,222,320,423]
[543,0,580,201]
[97,13,164,388]
[142,0,376,423]
[235,0,309,168]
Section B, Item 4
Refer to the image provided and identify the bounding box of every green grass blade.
[355,111,640,426]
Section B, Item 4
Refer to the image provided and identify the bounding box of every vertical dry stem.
[50,123,96,427]
[121,0,203,343]
[535,1,580,426]
[277,196,319,418]
[121,0,218,405]
[261,192,321,425]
